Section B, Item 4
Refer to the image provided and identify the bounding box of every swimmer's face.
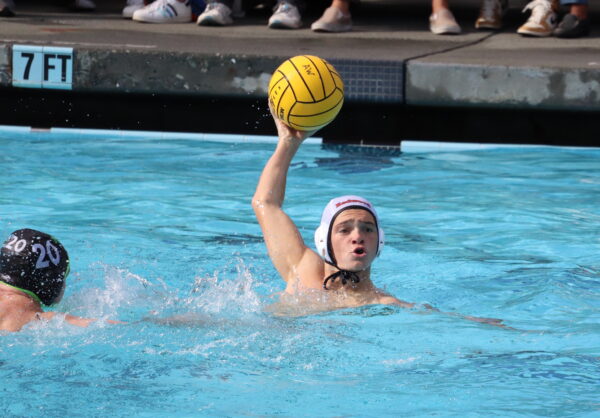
[330,209,378,272]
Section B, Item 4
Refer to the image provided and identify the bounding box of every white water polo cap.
[314,195,385,265]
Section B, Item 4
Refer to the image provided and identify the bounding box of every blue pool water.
[1,132,599,417]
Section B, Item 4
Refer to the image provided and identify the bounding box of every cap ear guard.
[376,227,385,257]
[314,224,332,263]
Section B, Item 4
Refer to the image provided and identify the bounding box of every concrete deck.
[0,0,599,144]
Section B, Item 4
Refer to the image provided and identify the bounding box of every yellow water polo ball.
[268,55,344,131]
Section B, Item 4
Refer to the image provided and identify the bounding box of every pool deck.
[1,0,599,144]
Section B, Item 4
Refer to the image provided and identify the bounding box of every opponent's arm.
[40,312,123,327]
[252,115,317,282]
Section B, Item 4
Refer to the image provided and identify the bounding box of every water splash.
[62,262,169,321]
[187,258,263,316]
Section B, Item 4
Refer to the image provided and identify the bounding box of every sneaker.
[311,6,352,33]
[429,8,461,34]
[133,0,192,23]
[553,13,591,38]
[71,0,96,11]
[475,0,508,30]
[197,1,233,26]
[123,0,146,18]
[517,0,558,37]
[0,0,16,17]
[269,1,302,29]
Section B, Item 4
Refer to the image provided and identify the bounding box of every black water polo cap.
[0,229,69,306]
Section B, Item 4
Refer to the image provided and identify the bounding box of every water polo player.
[0,229,119,332]
[252,109,507,328]
[252,111,412,310]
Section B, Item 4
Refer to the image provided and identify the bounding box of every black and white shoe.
[553,13,591,38]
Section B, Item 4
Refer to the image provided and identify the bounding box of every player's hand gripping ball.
[268,55,344,131]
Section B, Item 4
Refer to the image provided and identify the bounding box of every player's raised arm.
[252,114,316,282]
[254,55,343,285]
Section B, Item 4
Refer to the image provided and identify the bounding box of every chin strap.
[323,261,360,290]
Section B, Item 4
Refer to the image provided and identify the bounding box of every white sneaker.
[123,0,146,19]
[429,8,461,34]
[311,6,352,33]
[197,2,233,26]
[133,0,192,23]
[71,0,96,11]
[268,1,302,29]
[517,0,558,37]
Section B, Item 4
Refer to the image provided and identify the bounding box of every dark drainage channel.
[1,88,598,147]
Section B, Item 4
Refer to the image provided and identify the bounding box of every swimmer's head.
[314,195,385,266]
[0,229,69,306]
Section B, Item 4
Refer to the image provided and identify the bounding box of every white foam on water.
[187,259,263,316]
[63,263,169,321]
[382,356,420,366]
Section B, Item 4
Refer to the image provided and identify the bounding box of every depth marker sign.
[12,45,73,90]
